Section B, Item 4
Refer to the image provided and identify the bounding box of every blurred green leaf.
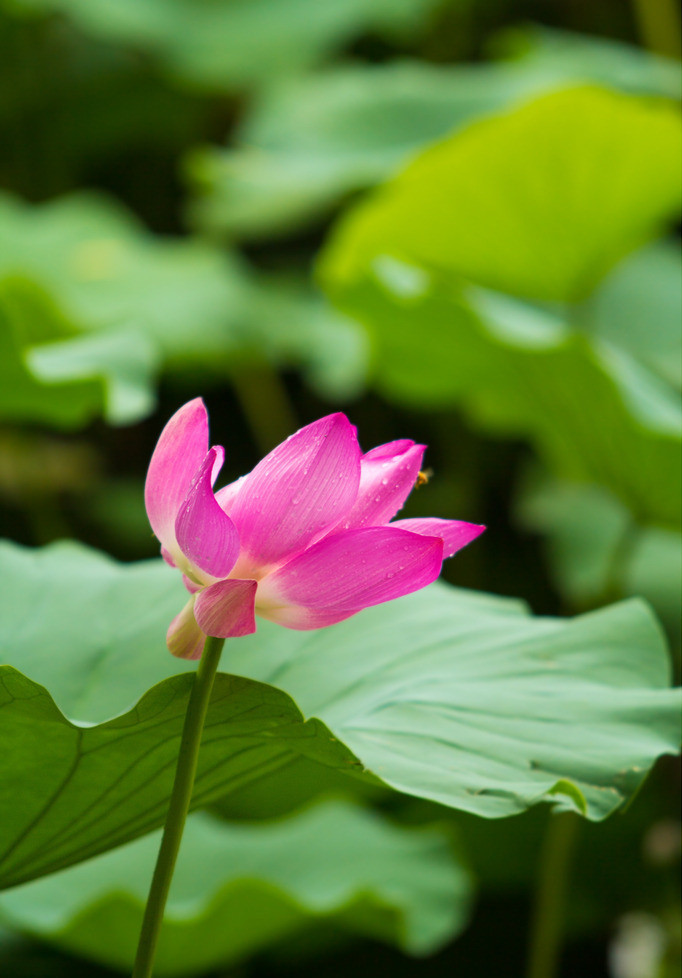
[319,259,681,526]
[589,239,682,390]
[517,476,632,606]
[319,88,682,526]
[0,801,471,973]
[0,542,679,890]
[0,191,253,363]
[497,25,682,100]
[626,530,682,645]
[322,87,681,303]
[210,748,386,821]
[248,274,369,401]
[0,278,157,427]
[2,0,441,91]
[0,193,368,405]
[189,33,681,240]
[187,59,525,241]
[518,474,682,643]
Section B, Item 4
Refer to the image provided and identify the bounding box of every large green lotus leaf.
[0,541,679,890]
[3,0,440,91]
[319,258,681,527]
[188,34,681,240]
[0,666,362,891]
[322,87,681,303]
[0,192,253,363]
[0,278,158,428]
[0,801,470,973]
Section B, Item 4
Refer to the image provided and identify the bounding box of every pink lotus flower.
[145,399,485,659]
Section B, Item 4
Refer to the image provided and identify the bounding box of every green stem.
[132,635,225,978]
[526,812,579,978]
[631,0,681,59]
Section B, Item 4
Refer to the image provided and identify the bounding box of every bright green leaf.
[187,59,530,241]
[0,541,679,890]
[318,89,682,526]
[0,801,471,972]
[189,34,681,240]
[322,87,681,302]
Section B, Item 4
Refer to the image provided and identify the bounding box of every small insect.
[414,468,433,489]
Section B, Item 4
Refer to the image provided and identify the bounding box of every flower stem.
[526,812,579,978]
[132,635,225,978]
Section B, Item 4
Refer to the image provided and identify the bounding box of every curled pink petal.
[211,446,225,484]
[338,440,426,530]
[194,578,258,638]
[228,414,362,570]
[175,448,240,581]
[257,526,443,629]
[391,518,486,557]
[167,597,206,660]
[365,440,414,457]
[145,398,208,552]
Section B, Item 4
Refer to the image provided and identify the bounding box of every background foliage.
[0,0,679,976]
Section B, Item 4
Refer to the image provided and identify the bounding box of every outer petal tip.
[145,398,210,551]
[338,439,426,530]
[391,518,486,558]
